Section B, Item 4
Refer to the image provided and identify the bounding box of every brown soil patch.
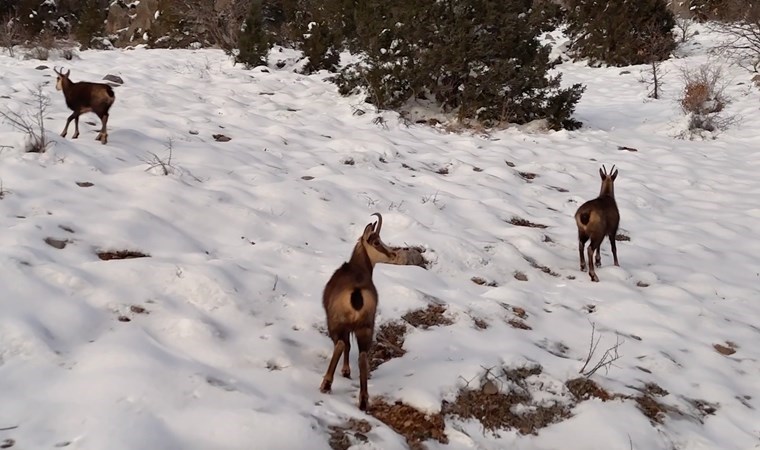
[714,342,737,356]
[76,181,94,187]
[514,271,528,281]
[519,171,537,181]
[443,365,569,435]
[117,315,131,322]
[509,217,548,229]
[130,305,148,314]
[403,304,453,329]
[472,317,489,329]
[471,276,498,287]
[369,399,448,450]
[97,250,150,261]
[523,256,560,277]
[566,377,613,401]
[328,418,371,450]
[507,319,531,330]
[615,234,631,242]
[370,321,408,371]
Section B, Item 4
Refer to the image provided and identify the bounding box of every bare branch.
[0,83,51,153]
[579,321,624,378]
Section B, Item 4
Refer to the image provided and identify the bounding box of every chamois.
[320,213,398,411]
[54,67,115,145]
[574,165,620,282]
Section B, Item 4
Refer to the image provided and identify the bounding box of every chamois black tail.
[580,212,590,225]
[350,288,363,311]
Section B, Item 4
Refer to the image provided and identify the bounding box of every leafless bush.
[27,46,50,61]
[142,139,177,175]
[181,0,249,55]
[678,63,735,136]
[708,4,760,72]
[674,18,696,44]
[1,15,20,57]
[0,84,52,153]
[579,322,623,378]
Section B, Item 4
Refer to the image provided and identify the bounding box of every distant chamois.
[54,67,115,145]
[574,165,620,282]
[320,213,398,411]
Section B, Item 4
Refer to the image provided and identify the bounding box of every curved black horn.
[611,164,616,173]
[371,212,383,234]
[602,164,607,175]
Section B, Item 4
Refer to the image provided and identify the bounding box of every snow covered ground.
[1,26,759,450]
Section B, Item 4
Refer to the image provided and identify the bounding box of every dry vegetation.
[402,304,454,329]
[369,399,448,450]
[369,321,408,371]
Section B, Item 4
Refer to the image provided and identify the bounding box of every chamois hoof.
[101,137,108,145]
[580,264,586,272]
[341,367,351,379]
[595,261,601,268]
[590,273,599,282]
[359,397,368,411]
[319,379,332,393]
[60,132,66,138]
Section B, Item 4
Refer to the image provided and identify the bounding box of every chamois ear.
[362,222,375,240]
[64,69,70,77]
[599,167,606,180]
[611,169,618,181]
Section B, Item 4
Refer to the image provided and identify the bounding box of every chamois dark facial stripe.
[350,288,364,311]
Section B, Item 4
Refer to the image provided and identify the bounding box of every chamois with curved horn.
[54,67,115,145]
[574,165,620,282]
[320,213,399,410]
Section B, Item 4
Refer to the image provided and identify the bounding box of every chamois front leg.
[356,327,373,411]
[320,339,345,393]
[61,112,77,138]
[97,113,109,144]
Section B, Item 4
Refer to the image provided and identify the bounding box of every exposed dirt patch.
[643,382,669,397]
[688,399,719,420]
[615,233,631,241]
[518,171,537,181]
[403,304,454,329]
[514,271,528,281]
[44,237,69,249]
[636,281,650,287]
[370,321,408,371]
[505,160,516,168]
[472,317,489,330]
[76,181,94,187]
[436,166,450,175]
[328,418,371,450]
[443,365,569,435]
[508,318,532,330]
[542,235,555,243]
[509,217,548,229]
[566,377,613,401]
[117,315,131,322]
[58,225,75,233]
[523,256,560,277]
[97,250,150,261]
[130,305,148,314]
[548,185,569,193]
[714,342,737,356]
[0,439,15,449]
[635,394,669,424]
[369,398,448,450]
[471,276,498,287]
[473,166,483,172]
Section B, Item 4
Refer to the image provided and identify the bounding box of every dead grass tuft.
[370,321,408,371]
[443,365,569,435]
[714,342,737,356]
[509,217,548,229]
[403,304,454,329]
[328,418,372,450]
[97,250,150,261]
[369,398,448,450]
[566,377,613,401]
[523,256,560,277]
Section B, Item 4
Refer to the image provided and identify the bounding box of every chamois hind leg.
[595,245,602,268]
[97,113,109,144]
[320,337,346,394]
[609,233,619,266]
[61,112,77,138]
[355,327,373,411]
[72,114,80,139]
[340,330,351,379]
[578,233,589,272]
[587,236,603,282]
